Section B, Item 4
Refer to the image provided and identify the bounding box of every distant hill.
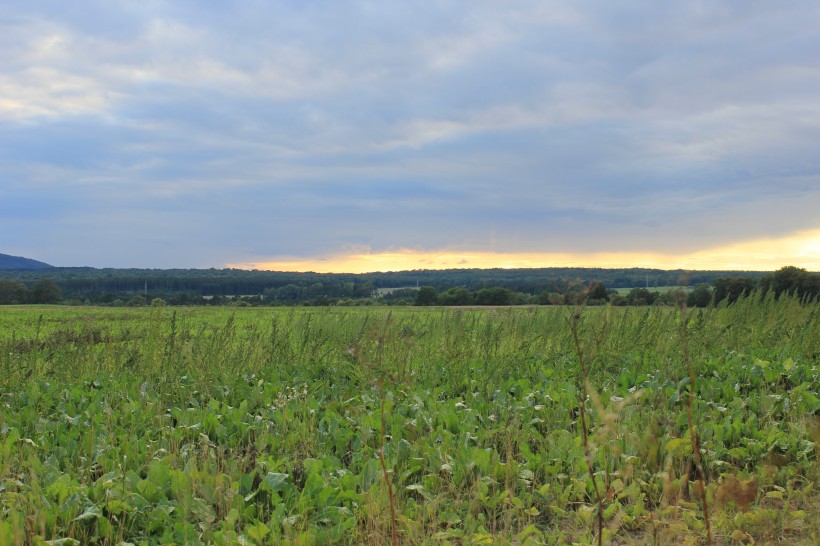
[0,253,53,270]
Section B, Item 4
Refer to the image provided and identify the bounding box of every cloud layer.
[2,1,819,269]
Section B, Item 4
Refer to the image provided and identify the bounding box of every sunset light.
[230,228,820,274]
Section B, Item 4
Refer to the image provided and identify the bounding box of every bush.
[127,295,147,307]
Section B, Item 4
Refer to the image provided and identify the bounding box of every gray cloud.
[2,1,819,268]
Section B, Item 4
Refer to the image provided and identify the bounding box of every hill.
[0,253,53,270]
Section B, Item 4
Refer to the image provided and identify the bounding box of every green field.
[1,298,818,544]
[611,286,694,295]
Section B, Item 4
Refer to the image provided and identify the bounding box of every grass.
[0,295,818,544]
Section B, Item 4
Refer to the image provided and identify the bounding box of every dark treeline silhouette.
[0,265,816,307]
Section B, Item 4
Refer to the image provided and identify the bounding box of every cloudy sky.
[2,1,819,271]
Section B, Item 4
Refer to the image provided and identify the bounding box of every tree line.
[0,266,767,296]
[0,266,816,307]
[0,279,63,305]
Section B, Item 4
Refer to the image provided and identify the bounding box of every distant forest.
[2,265,818,307]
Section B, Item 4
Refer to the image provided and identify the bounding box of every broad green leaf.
[262,472,289,492]
[73,505,103,522]
[783,358,795,371]
[406,483,433,500]
[245,521,270,544]
[106,499,133,515]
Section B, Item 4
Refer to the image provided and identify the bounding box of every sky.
[2,1,819,272]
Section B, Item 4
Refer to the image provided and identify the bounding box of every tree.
[537,292,564,305]
[378,288,418,306]
[474,287,516,306]
[352,282,376,298]
[713,277,756,304]
[586,282,609,303]
[309,295,334,306]
[415,286,438,306]
[687,284,713,308]
[0,280,30,304]
[127,295,147,307]
[308,282,325,297]
[626,288,656,306]
[609,294,629,306]
[761,266,820,300]
[31,279,62,304]
[437,287,474,306]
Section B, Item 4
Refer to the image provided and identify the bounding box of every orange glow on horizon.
[227,228,820,274]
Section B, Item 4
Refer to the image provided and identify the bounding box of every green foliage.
[687,283,713,308]
[714,276,757,304]
[474,286,517,305]
[0,300,817,544]
[586,281,609,303]
[414,286,438,306]
[761,266,820,300]
[31,279,61,304]
[0,279,29,304]
[437,287,474,306]
[127,295,147,307]
[626,287,657,305]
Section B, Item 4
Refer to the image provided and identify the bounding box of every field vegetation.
[0,293,818,544]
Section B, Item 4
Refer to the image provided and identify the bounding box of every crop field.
[1,296,818,545]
